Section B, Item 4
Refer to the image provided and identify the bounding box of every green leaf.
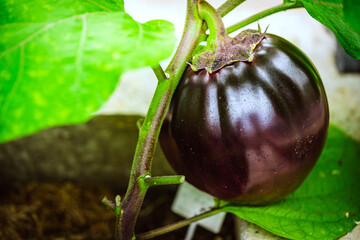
[302,0,360,59]
[224,125,360,240]
[344,0,360,34]
[0,0,176,143]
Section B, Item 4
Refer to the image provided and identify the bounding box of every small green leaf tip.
[191,28,267,73]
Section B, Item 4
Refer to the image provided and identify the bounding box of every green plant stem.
[151,64,167,82]
[140,175,185,187]
[102,197,116,212]
[136,207,225,240]
[217,0,246,17]
[115,1,204,239]
[226,1,304,34]
[195,0,246,44]
[166,1,204,77]
[198,0,230,42]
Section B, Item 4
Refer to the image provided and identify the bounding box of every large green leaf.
[302,0,360,59]
[224,125,360,240]
[0,0,176,143]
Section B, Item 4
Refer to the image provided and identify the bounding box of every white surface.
[171,181,226,234]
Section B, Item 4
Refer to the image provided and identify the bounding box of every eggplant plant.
[1,0,359,240]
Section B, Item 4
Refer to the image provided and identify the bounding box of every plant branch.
[151,64,168,82]
[102,196,116,212]
[166,1,204,77]
[136,207,225,240]
[140,175,185,187]
[226,0,304,34]
[217,0,246,17]
[198,0,230,42]
[194,0,248,43]
[114,1,204,239]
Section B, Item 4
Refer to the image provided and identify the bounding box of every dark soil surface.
[0,182,236,240]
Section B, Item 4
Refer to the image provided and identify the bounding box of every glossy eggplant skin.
[159,34,329,205]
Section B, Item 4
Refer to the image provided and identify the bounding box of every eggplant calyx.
[191,28,267,73]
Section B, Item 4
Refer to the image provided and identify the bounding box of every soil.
[0,182,236,240]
